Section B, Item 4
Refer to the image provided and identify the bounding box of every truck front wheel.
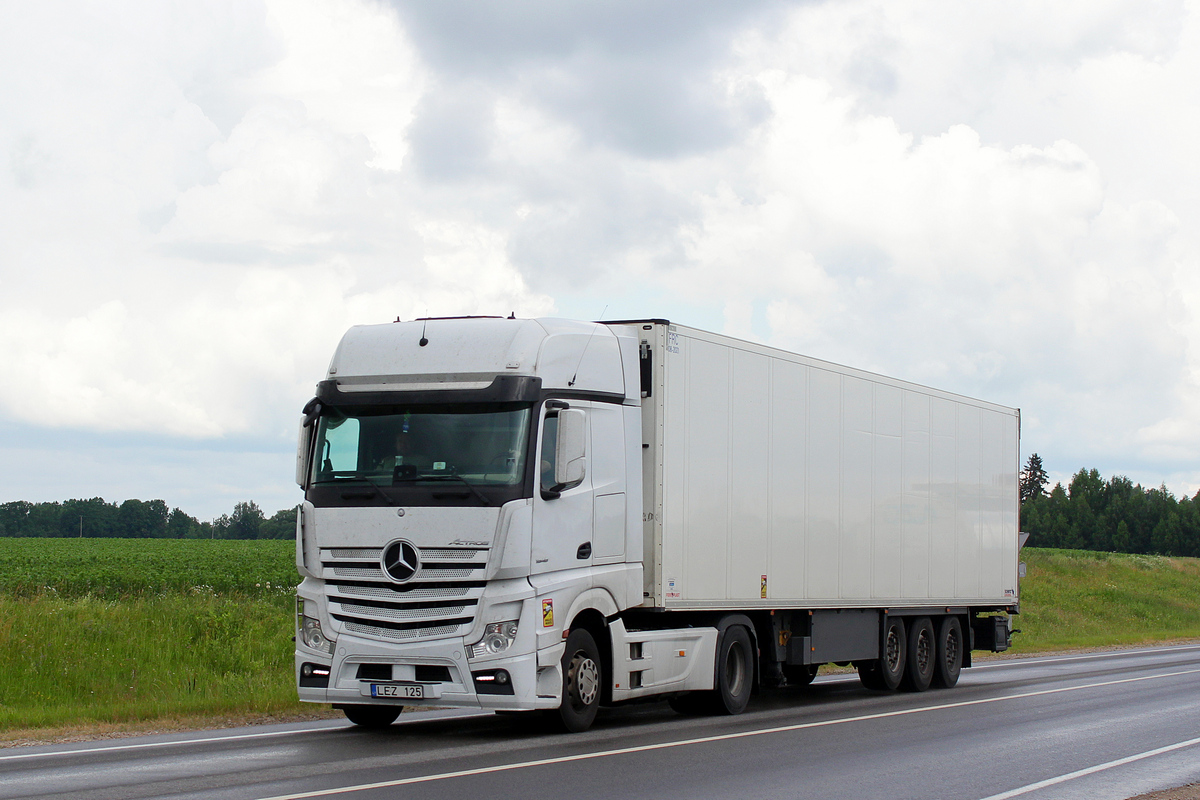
[556,628,602,732]
[340,704,401,728]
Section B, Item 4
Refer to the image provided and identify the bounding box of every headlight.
[470,620,519,658]
[299,615,335,655]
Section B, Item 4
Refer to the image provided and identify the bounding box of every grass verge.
[0,593,307,730]
[1012,548,1200,652]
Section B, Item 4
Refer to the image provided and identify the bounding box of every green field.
[0,538,297,599]
[0,539,302,731]
[1,541,1199,734]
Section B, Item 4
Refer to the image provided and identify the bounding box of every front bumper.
[295,631,563,711]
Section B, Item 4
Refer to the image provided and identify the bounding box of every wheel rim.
[725,642,747,696]
[570,653,599,708]
[885,627,901,672]
[916,629,932,674]
[945,628,959,670]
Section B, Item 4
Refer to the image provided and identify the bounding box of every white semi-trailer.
[294,317,1020,731]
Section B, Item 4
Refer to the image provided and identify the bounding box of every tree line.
[0,498,296,539]
[1020,453,1200,557]
[5,457,1198,554]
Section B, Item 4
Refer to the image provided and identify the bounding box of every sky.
[3,0,1200,521]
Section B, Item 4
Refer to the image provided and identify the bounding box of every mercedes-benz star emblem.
[381,540,420,583]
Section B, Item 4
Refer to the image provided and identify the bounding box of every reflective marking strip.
[254,667,1200,800]
[976,734,1200,800]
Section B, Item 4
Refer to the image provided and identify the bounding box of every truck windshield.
[310,405,532,488]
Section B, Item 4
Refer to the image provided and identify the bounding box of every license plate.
[370,683,423,699]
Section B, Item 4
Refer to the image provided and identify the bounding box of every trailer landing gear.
[783,663,820,687]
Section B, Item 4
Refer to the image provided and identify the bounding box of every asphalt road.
[4,644,1200,800]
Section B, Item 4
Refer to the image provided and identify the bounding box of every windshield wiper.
[396,474,490,506]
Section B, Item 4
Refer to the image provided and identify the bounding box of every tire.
[933,616,964,689]
[900,616,935,692]
[670,625,754,716]
[556,628,602,733]
[342,704,401,728]
[783,664,819,688]
[712,626,753,715]
[861,616,906,691]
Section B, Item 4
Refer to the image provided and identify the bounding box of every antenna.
[419,318,429,347]
[568,305,608,387]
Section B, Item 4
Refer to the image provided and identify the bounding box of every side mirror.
[554,409,587,487]
[296,415,313,488]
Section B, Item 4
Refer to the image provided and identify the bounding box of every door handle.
[576,542,592,559]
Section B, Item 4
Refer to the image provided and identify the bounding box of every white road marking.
[0,712,488,763]
[976,734,1200,800]
[0,726,341,763]
[970,642,1200,670]
[254,666,1200,800]
[807,643,1200,685]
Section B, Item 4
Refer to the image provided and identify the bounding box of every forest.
[3,454,1199,554]
[1019,454,1200,556]
[0,498,295,539]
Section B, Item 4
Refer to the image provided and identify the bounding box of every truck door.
[532,401,594,575]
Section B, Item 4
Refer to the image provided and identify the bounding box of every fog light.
[299,661,331,688]
[472,669,514,695]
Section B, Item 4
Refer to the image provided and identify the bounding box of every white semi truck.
[294,317,1020,732]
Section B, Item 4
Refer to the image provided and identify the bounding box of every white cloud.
[0,0,552,447]
[254,0,426,171]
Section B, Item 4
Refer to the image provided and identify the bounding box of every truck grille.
[320,547,487,643]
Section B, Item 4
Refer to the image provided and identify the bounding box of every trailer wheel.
[713,626,753,714]
[933,616,963,688]
[860,616,906,691]
[556,628,602,732]
[783,664,819,687]
[900,617,935,692]
[341,704,402,728]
